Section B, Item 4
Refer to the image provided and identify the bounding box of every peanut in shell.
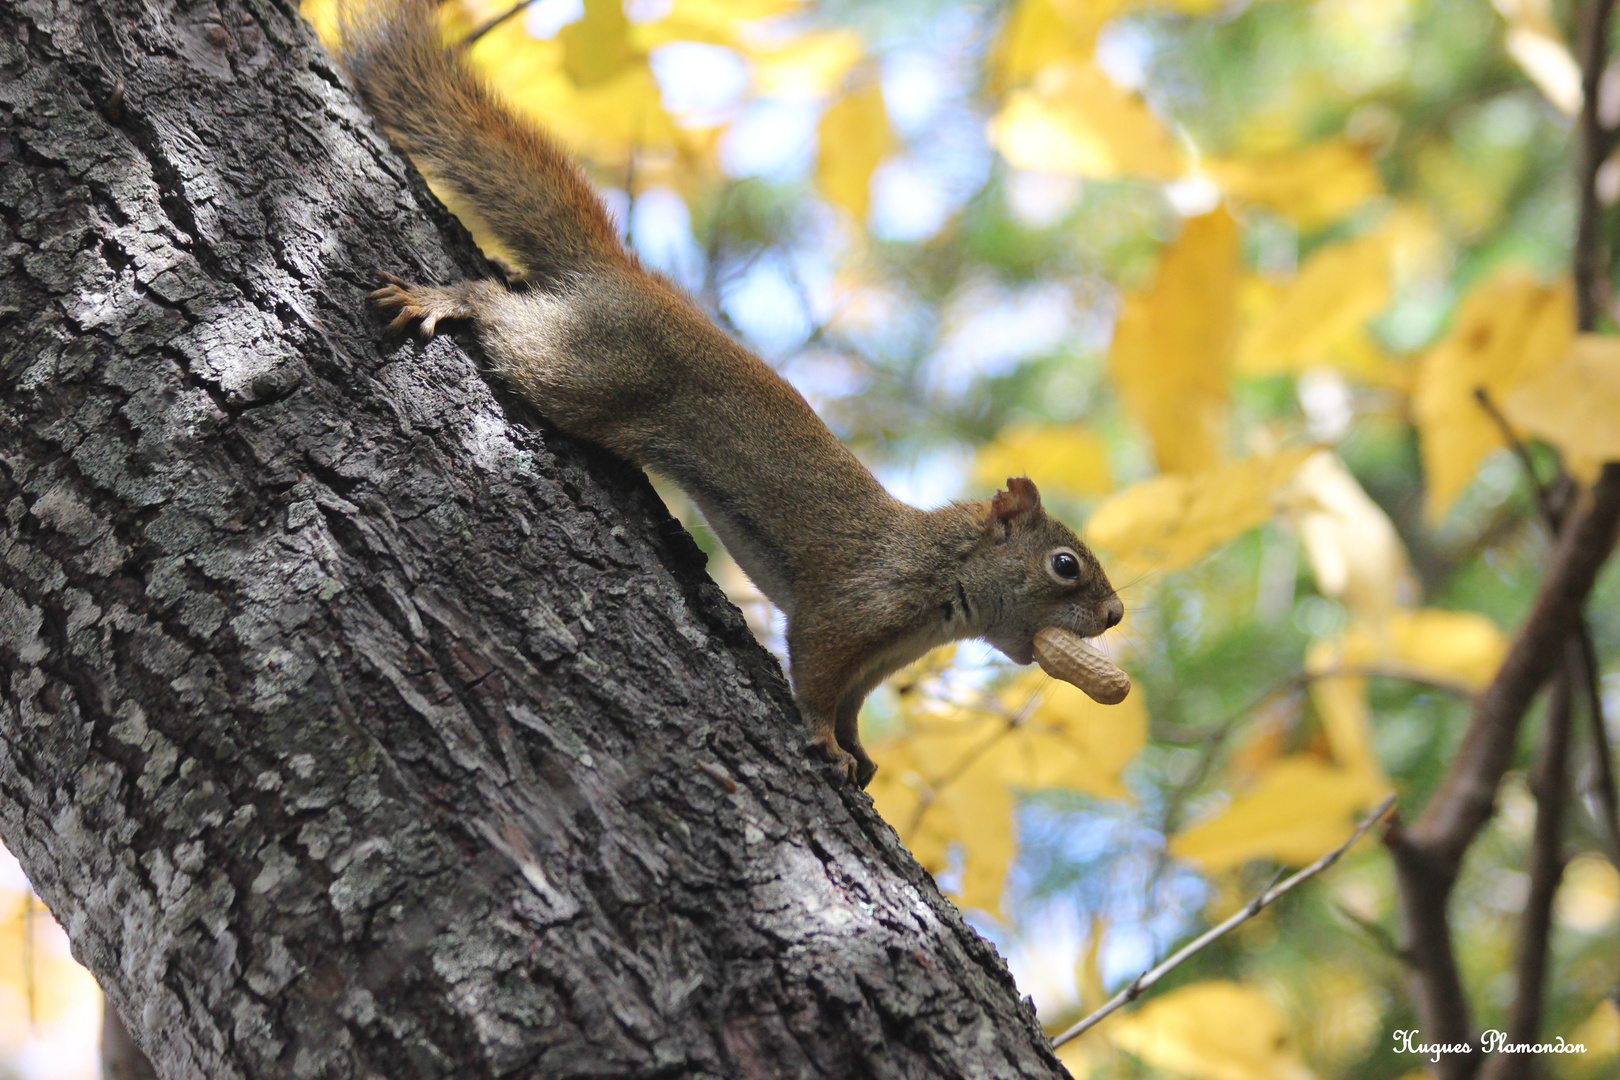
[1033,627,1131,705]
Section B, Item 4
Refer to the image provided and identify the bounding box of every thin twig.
[457,0,540,51]
[1472,386,1557,524]
[898,684,1042,844]
[1050,792,1397,1048]
[1577,626,1620,866]
[623,144,638,251]
[1333,901,1406,961]
[1148,663,1479,746]
[1142,662,1472,909]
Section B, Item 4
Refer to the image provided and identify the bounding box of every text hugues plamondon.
[1393,1029,1587,1062]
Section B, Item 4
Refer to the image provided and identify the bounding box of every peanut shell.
[1033,627,1131,705]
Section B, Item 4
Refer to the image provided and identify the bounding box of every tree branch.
[1479,654,1575,1080]
[1386,1,1620,1060]
[1386,462,1620,1078]
[457,0,540,50]
[1577,625,1620,866]
[1410,466,1620,866]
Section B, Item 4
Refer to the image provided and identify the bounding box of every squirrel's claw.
[852,749,877,789]
[807,731,862,787]
[370,271,473,339]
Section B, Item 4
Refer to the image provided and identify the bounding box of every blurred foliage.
[0,872,102,1080]
[293,0,1620,1077]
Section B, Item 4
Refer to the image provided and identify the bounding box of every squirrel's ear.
[991,477,1042,521]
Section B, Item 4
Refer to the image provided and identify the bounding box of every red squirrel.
[336,0,1127,787]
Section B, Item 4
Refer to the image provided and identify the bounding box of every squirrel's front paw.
[807,730,861,787]
[370,271,475,337]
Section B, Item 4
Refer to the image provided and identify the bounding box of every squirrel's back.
[337,0,624,282]
[340,0,1128,791]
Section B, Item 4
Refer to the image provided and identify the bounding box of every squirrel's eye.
[1047,549,1081,583]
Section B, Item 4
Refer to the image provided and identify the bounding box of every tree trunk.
[0,2,1065,1077]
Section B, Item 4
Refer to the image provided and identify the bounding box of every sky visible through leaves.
[7,0,1620,1078]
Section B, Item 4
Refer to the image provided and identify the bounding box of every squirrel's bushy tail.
[336,0,624,279]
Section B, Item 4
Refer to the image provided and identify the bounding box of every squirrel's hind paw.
[370,271,475,338]
[806,731,864,788]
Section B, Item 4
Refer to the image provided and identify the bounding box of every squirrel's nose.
[1103,596,1124,630]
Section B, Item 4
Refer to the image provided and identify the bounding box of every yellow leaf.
[300,0,340,50]
[990,670,1146,798]
[0,888,102,1026]
[559,0,637,87]
[1321,608,1507,692]
[1322,328,1401,386]
[1088,449,1315,575]
[464,14,676,165]
[1555,854,1619,932]
[987,0,1118,92]
[1239,229,1394,376]
[1168,755,1382,871]
[1226,707,1292,785]
[866,713,1017,916]
[1108,209,1240,473]
[1497,0,1583,115]
[865,735,949,871]
[1111,981,1315,1080]
[670,0,802,23]
[988,64,1184,180]
[888,643,959,692]
[746,30,863,98]
[816,83,893,222]
[949,769,1018,915]
[1298,967,1381,1068]
[466,13,566,97]
[634,0,805,48]
[973,425,1113,498]
[1305,670,1384,783]
[868,669,1142,915]
[1568,999,1620,1067]
[1413,270,1574,519]
[1286,451,1409,622]
[1077,915,1107,1011]
[1387,609,1507,689]
[1383,201,1450,286]
[1495,0,1563,38]
[1505,27,1582,115]
[1503,333,1620,470]
[1206,140,1383,229]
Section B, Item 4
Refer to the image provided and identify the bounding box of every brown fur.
[339,0,1123,787]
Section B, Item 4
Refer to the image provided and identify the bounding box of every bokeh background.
[8,0,1620,1076]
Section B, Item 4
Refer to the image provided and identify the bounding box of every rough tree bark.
[0,1,1068,1077]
